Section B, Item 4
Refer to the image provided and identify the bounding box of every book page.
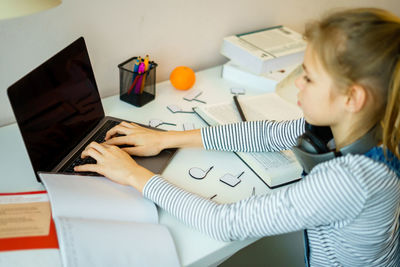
[196,92,302,125]
[238,150,302,187]
[40,173,158,224]
[198,102,242,125]
[239,27,306,57]
[56,216,180,267]
[240,93,303,121]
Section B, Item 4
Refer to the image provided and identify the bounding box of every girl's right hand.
[104,121,166,157]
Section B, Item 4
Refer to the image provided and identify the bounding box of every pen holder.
[118,57,157,107]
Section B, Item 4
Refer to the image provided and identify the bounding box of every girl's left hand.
[74,142,155,192]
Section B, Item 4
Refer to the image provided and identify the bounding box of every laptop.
[7,37,177,182]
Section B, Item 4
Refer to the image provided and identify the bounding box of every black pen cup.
[118,57,157,107]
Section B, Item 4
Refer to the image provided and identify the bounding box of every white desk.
[0,66,280,267]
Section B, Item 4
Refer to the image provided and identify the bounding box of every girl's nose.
[295,76,304,90]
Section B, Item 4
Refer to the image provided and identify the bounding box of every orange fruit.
[170,66,196,90]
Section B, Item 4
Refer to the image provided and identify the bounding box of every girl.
[75,8,400,266]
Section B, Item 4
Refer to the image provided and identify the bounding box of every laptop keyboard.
[61,120,120,174]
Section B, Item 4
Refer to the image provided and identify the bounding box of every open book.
[39,173,180,267]
[194,69,304,188]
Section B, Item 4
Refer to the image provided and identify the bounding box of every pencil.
[233,95,247,121]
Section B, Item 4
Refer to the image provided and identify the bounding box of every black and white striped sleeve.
[201,118,305,152]
[143,156,368,242]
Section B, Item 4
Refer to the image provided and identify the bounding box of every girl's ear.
[345,84,367,113]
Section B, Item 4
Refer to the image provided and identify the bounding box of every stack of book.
[220,26,306,89]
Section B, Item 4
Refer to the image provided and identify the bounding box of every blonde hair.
[304,8,400,157]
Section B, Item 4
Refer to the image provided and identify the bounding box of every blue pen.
[131,57,141,84]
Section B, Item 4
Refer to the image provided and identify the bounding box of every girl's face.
[295,45,345,126]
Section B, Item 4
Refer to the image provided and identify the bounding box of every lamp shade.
[0,0,61,20]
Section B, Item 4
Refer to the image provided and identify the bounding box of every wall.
[0,0,399,126]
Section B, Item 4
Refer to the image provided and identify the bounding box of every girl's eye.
[303,75,312,83]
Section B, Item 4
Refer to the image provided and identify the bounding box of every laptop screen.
[7,37,104,174]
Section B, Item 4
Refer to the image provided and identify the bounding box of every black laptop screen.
[7,37,104,174]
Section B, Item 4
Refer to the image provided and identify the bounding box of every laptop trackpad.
[132,149,176,174]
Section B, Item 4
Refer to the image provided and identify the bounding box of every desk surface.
[0,66,280,267]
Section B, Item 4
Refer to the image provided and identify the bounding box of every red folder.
[0,191,59,252]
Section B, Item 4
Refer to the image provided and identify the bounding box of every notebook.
[7,37,177,182]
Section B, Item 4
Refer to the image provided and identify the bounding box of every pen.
[127,75,140,95]
[233,95,247,121]
[140,55,150,93]
[131,57,141,83]
[134,62,146,94]
[127,58,141,95]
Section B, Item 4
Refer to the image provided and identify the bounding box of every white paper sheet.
[56,216,180,267]
[40,173,158,224]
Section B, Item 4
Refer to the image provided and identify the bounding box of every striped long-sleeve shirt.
[143,118,400,266]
